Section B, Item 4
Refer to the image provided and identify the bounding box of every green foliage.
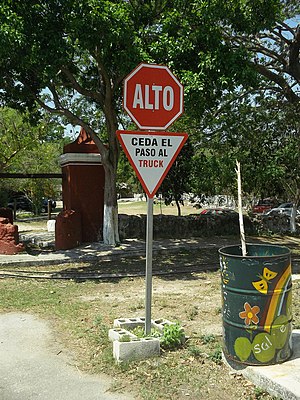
[0,187,9,207]
[0,107,37,172]
[188,335,223,364]
[192,94,300,202]
[130,323,185,350]
[93,315,108,339]
[6,140,63,214]
[208,346,223,364]
[254,387,271,400]
[187,344,202,358]
[160,323,185,350]
[131,326,161,339]
[0,0,282,122]
[0,107,64,212]
[201,334,217,344]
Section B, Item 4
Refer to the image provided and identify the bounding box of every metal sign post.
[116,130,188,336]
[145,196,154,334]
[119,62,186,337]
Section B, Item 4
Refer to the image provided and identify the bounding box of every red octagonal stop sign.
[123,63,184,130]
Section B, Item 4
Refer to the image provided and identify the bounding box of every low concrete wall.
[253,214,300,235]
[118,213,255,240]
[118,212,300,240]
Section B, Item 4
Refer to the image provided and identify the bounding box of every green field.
[118,200,198,216]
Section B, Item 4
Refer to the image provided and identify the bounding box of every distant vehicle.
[263,204,300,218]
[41,198,56,213]
[7,195,56,213]
[201,208,237,215]
[7,195,32,212]
[191,208,237,216]
[277,202,293,209]
[252,198,278,214]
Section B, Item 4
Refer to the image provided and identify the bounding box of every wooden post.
[236,160,247,256]
[47,199,52,220]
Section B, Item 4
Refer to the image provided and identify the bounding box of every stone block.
[113,338,160,362]
[114,317,174,333]
[108,328,136,342]
[0,217,24,255]
[47,219,56,232]
[113,317,145,330]
[152,318,175,332]
[110,317,185,363]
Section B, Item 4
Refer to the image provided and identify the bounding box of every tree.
[0,107,40,172]
[0,0,282,244]
[199,93,298,190]
[158,138,194,216]
[225,3,300,231]
[10,140,64,214]
[190,88,300,231]
[0,107,65,212]
[117,150,142,199]
[187,3,299,216]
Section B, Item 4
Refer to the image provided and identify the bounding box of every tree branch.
[252,62,300,104]
[48,83,63,109]
[60,65,104,105]
[22,80,109,159]
[269,27,292,45]
[288,23,300,80]
[278,21,295,36]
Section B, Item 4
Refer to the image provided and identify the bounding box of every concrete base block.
[151,318,175,331]
[113,317,174,332]
[113,317,145,330]
[108,328,136,342]
[113,338,160,362]
[110,317,183,363]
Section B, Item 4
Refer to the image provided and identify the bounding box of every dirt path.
[0,313,135,400]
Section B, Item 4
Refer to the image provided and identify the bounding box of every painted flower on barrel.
[239,302,260,326]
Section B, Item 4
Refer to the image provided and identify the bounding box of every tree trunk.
[290,205,297,233]
[175,199,181,216]
[290,188,300,234]
[85,122,120,246]
[102,161,120,245]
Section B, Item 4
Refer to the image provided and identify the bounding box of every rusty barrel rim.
[218,243,291,259]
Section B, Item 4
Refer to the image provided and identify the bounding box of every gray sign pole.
[145,196,154,335]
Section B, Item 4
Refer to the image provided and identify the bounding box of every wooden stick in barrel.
[236,160,247,256]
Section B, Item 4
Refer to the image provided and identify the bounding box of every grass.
[0,259,292,399]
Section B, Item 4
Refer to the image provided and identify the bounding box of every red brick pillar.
[55,210,82,250]
[58,128,105,246]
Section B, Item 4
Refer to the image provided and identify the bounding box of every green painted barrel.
[219,244,292,365]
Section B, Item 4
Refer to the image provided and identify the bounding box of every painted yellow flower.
[239,302,260,326]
